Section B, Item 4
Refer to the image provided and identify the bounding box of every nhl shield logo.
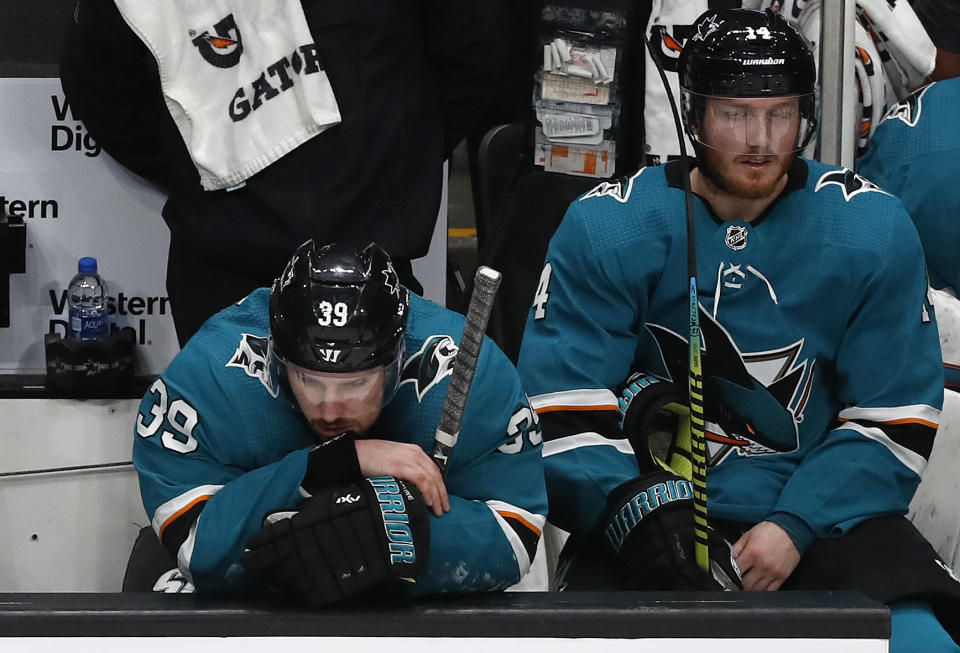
[725,225,748,251]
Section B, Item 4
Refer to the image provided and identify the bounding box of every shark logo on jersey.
[882,83,931,127]
[579,168,647,204]
[399,335,458,401]
[226,333,279,398]
[646,306,812,465]
[814,168,891,202]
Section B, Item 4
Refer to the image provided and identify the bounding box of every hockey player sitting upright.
[133,240,546,606]
[857,76,960,394]
[517,8,960,650]
[858,76,960,295]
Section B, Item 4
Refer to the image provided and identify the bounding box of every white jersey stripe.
[486,500,547,536]
[542,432,635,458]
[486,506,531,579]
[839,404,940,427]
[176,519,200,584]
[529,388,618,411]
[839,421,927,476]
[151,484,225,536]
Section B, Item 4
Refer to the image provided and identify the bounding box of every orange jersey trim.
[496,510,543,538]
[535,404,618,414]
[158,495,213,540]
[838,416,938,430]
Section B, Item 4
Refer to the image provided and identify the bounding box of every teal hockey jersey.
[134,289,546,592]
[858,78,960,293]
[518,158,942,553]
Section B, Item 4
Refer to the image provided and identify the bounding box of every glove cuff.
[604,470,694,554]
[362,475,431,577]
[302,432,362,495]
[618,373,688,473]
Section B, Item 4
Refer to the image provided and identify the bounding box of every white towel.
[643,0,708,163]
[761,0,935,96]
[855,0,936,90]
[114,0,342,191]
[790,2,886,157]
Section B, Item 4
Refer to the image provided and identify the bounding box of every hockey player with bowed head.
[518,8,960,649]
[133,240,546,606]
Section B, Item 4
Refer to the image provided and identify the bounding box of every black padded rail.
[0,375,154,399]
[0,591,890,639]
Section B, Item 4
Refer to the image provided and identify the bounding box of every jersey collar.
[664,157,808,227]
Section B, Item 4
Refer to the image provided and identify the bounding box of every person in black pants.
[61,0,504,347]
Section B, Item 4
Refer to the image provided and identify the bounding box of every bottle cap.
[78,257,98,274]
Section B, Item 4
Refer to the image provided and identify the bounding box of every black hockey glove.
[619,373,692,476]
[603,471,742,591]
[241,475,430,606]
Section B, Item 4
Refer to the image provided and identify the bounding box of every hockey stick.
[643,32,710,574]
[431,265,502,475]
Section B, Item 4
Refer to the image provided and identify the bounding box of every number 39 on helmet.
[268,240,409,410]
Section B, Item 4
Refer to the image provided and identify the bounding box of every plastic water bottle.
[68,256,110,340]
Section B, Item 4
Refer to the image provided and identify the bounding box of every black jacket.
[60,0,502,273]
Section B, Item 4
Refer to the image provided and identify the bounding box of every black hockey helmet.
[678,8,818,153]
[269,240,409,372]
[268,240,409,416]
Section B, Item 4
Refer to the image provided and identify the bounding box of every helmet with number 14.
[679,8,818,199]
[268,240,409,439]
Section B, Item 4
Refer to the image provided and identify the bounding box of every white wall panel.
[910,389,960,573]
[0,78,176,375]
[0,398,145,591]
[0,78,447,377]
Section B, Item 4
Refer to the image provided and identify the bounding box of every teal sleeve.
[888,152,960,292]
[133,378,312,591]
[408,343,547,593]
[771,211,942,538]
[518,199,661,537]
